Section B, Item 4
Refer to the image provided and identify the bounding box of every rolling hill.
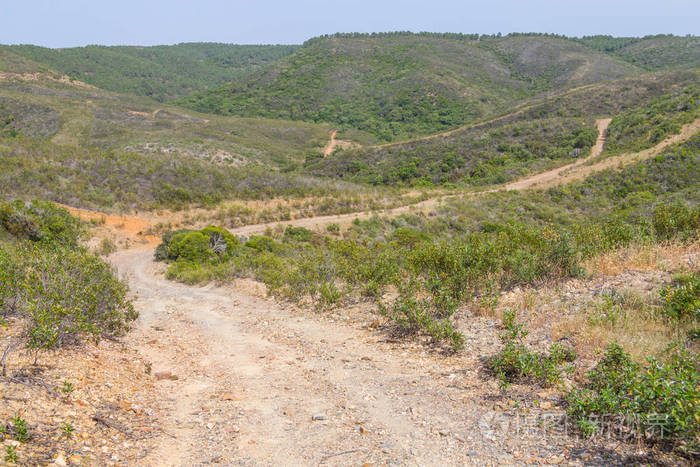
[307,69,699,186]
[576,34,700,70]
[1,43,299,101]
[178,33,648,141]
[0,49,382,211]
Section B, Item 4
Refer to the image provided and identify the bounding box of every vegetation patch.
[0,200,136,374]
[566,344,699,456]
[489,310,576,388]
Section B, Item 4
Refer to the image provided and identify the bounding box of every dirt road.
[113,248,577,465]
[232,117,700,235]
[67,117,698,239]
[323,130,339,156]
[94,117,700,465]
[500,118,611,191]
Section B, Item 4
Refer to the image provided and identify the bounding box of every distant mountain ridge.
[0,43,299,101]
[176,33,694,141]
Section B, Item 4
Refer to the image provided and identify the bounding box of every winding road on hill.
[75,116,699,465]
[323,130,339,156]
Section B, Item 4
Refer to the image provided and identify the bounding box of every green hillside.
[0,58,339,164]
[178,33,643,141]
[308,69,699,186]
[1,43,299,101]
[0,61,384,211]
[577,34,700,70]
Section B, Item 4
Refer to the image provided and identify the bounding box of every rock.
[312,413,327,421]
[154,371,172,380]
[219,393,239,401]
[53,453,67,466]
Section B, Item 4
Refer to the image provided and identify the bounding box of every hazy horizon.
[1,0,698,48]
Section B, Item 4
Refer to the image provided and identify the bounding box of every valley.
[0,32,698,465]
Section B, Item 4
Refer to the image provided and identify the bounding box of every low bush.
[168,231,215,263]
[0,200,83,248]
[660,273,700,320]
[243,235,284,254]
[155,225,240,262]
[566,343,699,455]
[377,280,463,351]
[284,225,313,243]
[0,242,137,359]
[489,310,576,388]
[0,200,136,373]
[653,203,700,241]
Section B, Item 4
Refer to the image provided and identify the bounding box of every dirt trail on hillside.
[112,248,579,465]
[323,130,339,156]
[233,117,700,235]
[371,83,601,150]
[323,129,356,156]
[80,116,700,464]
[499,118,611,191]
[68,117,699,240]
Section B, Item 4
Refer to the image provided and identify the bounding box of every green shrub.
[157,225,240,263]
[391,227,430,247]
[326,223,340,234]
[0,200,83,247]
[0,200,136,372]
[200,225,240,258]
[19,244,137,350]
[653,203,700,241]
[567,343,699,455]
[0,247,21,318]
[154,228,196,261]
[9,416,29,442]
[660,273,700,320]
[318,281,341,307]
[489,310,576,388]
[284,225,313,243]
[96,237,117,256]
[378,280,464,351]
[168,231,215,263]
[244,235,284,253]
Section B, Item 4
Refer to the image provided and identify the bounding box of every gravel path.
[112,248,584,465]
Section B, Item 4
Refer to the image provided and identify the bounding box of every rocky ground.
[2,240,694,465]
[0,327,164,465]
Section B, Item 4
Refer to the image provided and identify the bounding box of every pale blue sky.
[1,0,698,47]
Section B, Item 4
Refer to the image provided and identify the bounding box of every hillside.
[1,43,299,101]
[577,34,700,70]
[0,58,391,211]
[0,67,335,161]
[179,33,644,141]
[308,69,699,186]
[2,30,700,466]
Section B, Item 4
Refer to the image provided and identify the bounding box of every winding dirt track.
[90,117,699,464]
[115,249,546,465]
[323,130,339,156]
[231,117,699,236]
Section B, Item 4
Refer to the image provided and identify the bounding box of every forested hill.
[574,34,700,70]
[1,43,299,101]
[177,33,651,141]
